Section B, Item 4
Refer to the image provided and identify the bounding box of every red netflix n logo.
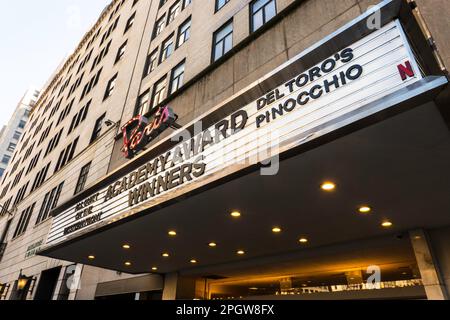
[397,60,415,81]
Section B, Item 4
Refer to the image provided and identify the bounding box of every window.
[13,203,35,238]
[90,114,106,143]
[183,0,192,9]
[57,99,74,125]
[30,162,51,192]
[7,143,16,152]
[26,150,42,174]
[81,68,102,101]
[168,1,181,24]
[68,101,90,134]
[2,155,11,165]
[55,138,79,173]
[250,0,276,32]
[160,35,174,63]
[18,120,26,129]
[154,15,166,38]
[136,90,150,116]
[115,40,128,63]
[216,0,230,12]
[159,0,168,8]
[144,50,158,77]
[213,21,233,62]
[13,181,29,206]
[38,123,53,146]
[44,129,64,157]
[151,77,167,109]
[177,17,191,48]
[36,182,64,225]
[104,73,118,100]
[11,168,24,188]
[74,162,91,195]
[170,61,185,94]
[13,131,21,140]
[0,197,12,216]
[0,168,4,177]
[124,12,136,33]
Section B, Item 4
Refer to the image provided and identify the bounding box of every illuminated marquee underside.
[46,20,423,246]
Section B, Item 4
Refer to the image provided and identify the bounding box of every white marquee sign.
[46,21,422,246]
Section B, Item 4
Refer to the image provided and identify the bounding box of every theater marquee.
[46,21,422,246]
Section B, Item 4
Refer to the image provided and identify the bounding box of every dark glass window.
[170,61,185,94]
[74,162,91,195]
[90,114,106,143]
[250,0,276,32]
[213,21,233,62]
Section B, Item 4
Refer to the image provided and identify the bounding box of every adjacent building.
[0,89,40,178]
[0,0,449,300]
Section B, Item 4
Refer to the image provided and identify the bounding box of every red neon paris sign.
[121,106,178,159]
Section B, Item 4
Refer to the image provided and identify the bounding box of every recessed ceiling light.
[124,262,132,266]
[162,253,170,258]
[358,206,372,214]
[168,230,177,236]
[237,250,245,255]
[209,242,217,248]
[272,227,282,233]
[151,267,158,271]
[231,211,241,218]
[321,182,336,191]
[122,244,131,249]
[88,255,95,260]
[299,238,308,244]
[381,221,393,228]
[190,259,198,264]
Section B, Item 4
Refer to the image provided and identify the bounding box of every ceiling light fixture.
[237,250,245,255]
[209,242,217,248]
[231,211,241,218]
[358,206,372,214]
[162,253,170,258]
[321,182,336,192]
[272,227,282,233]
[122,244,131,249]
[88,255,95,260]
[299,238,308,244]
[381,221,393,228]
[168,230,177,236]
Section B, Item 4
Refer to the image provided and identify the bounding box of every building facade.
[0,88,40,178]
[0,0,449,300]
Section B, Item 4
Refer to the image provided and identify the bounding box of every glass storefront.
[209,262,425,300]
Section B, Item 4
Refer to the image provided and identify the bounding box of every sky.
[0,0,111,127]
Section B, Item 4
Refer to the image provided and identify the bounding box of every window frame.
[167,1,182,25]
[250,0,277,33]
[212,19,233,63]
[151,76,167,110]
[90,114,106,144]
[169,60,186,95]
[215,0,230,13]
[160,34,175,64]
[104,73,118,101]
[74,162,92,195]
[176,17,191,48]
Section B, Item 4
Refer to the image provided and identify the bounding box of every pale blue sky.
[0,0,111,127]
